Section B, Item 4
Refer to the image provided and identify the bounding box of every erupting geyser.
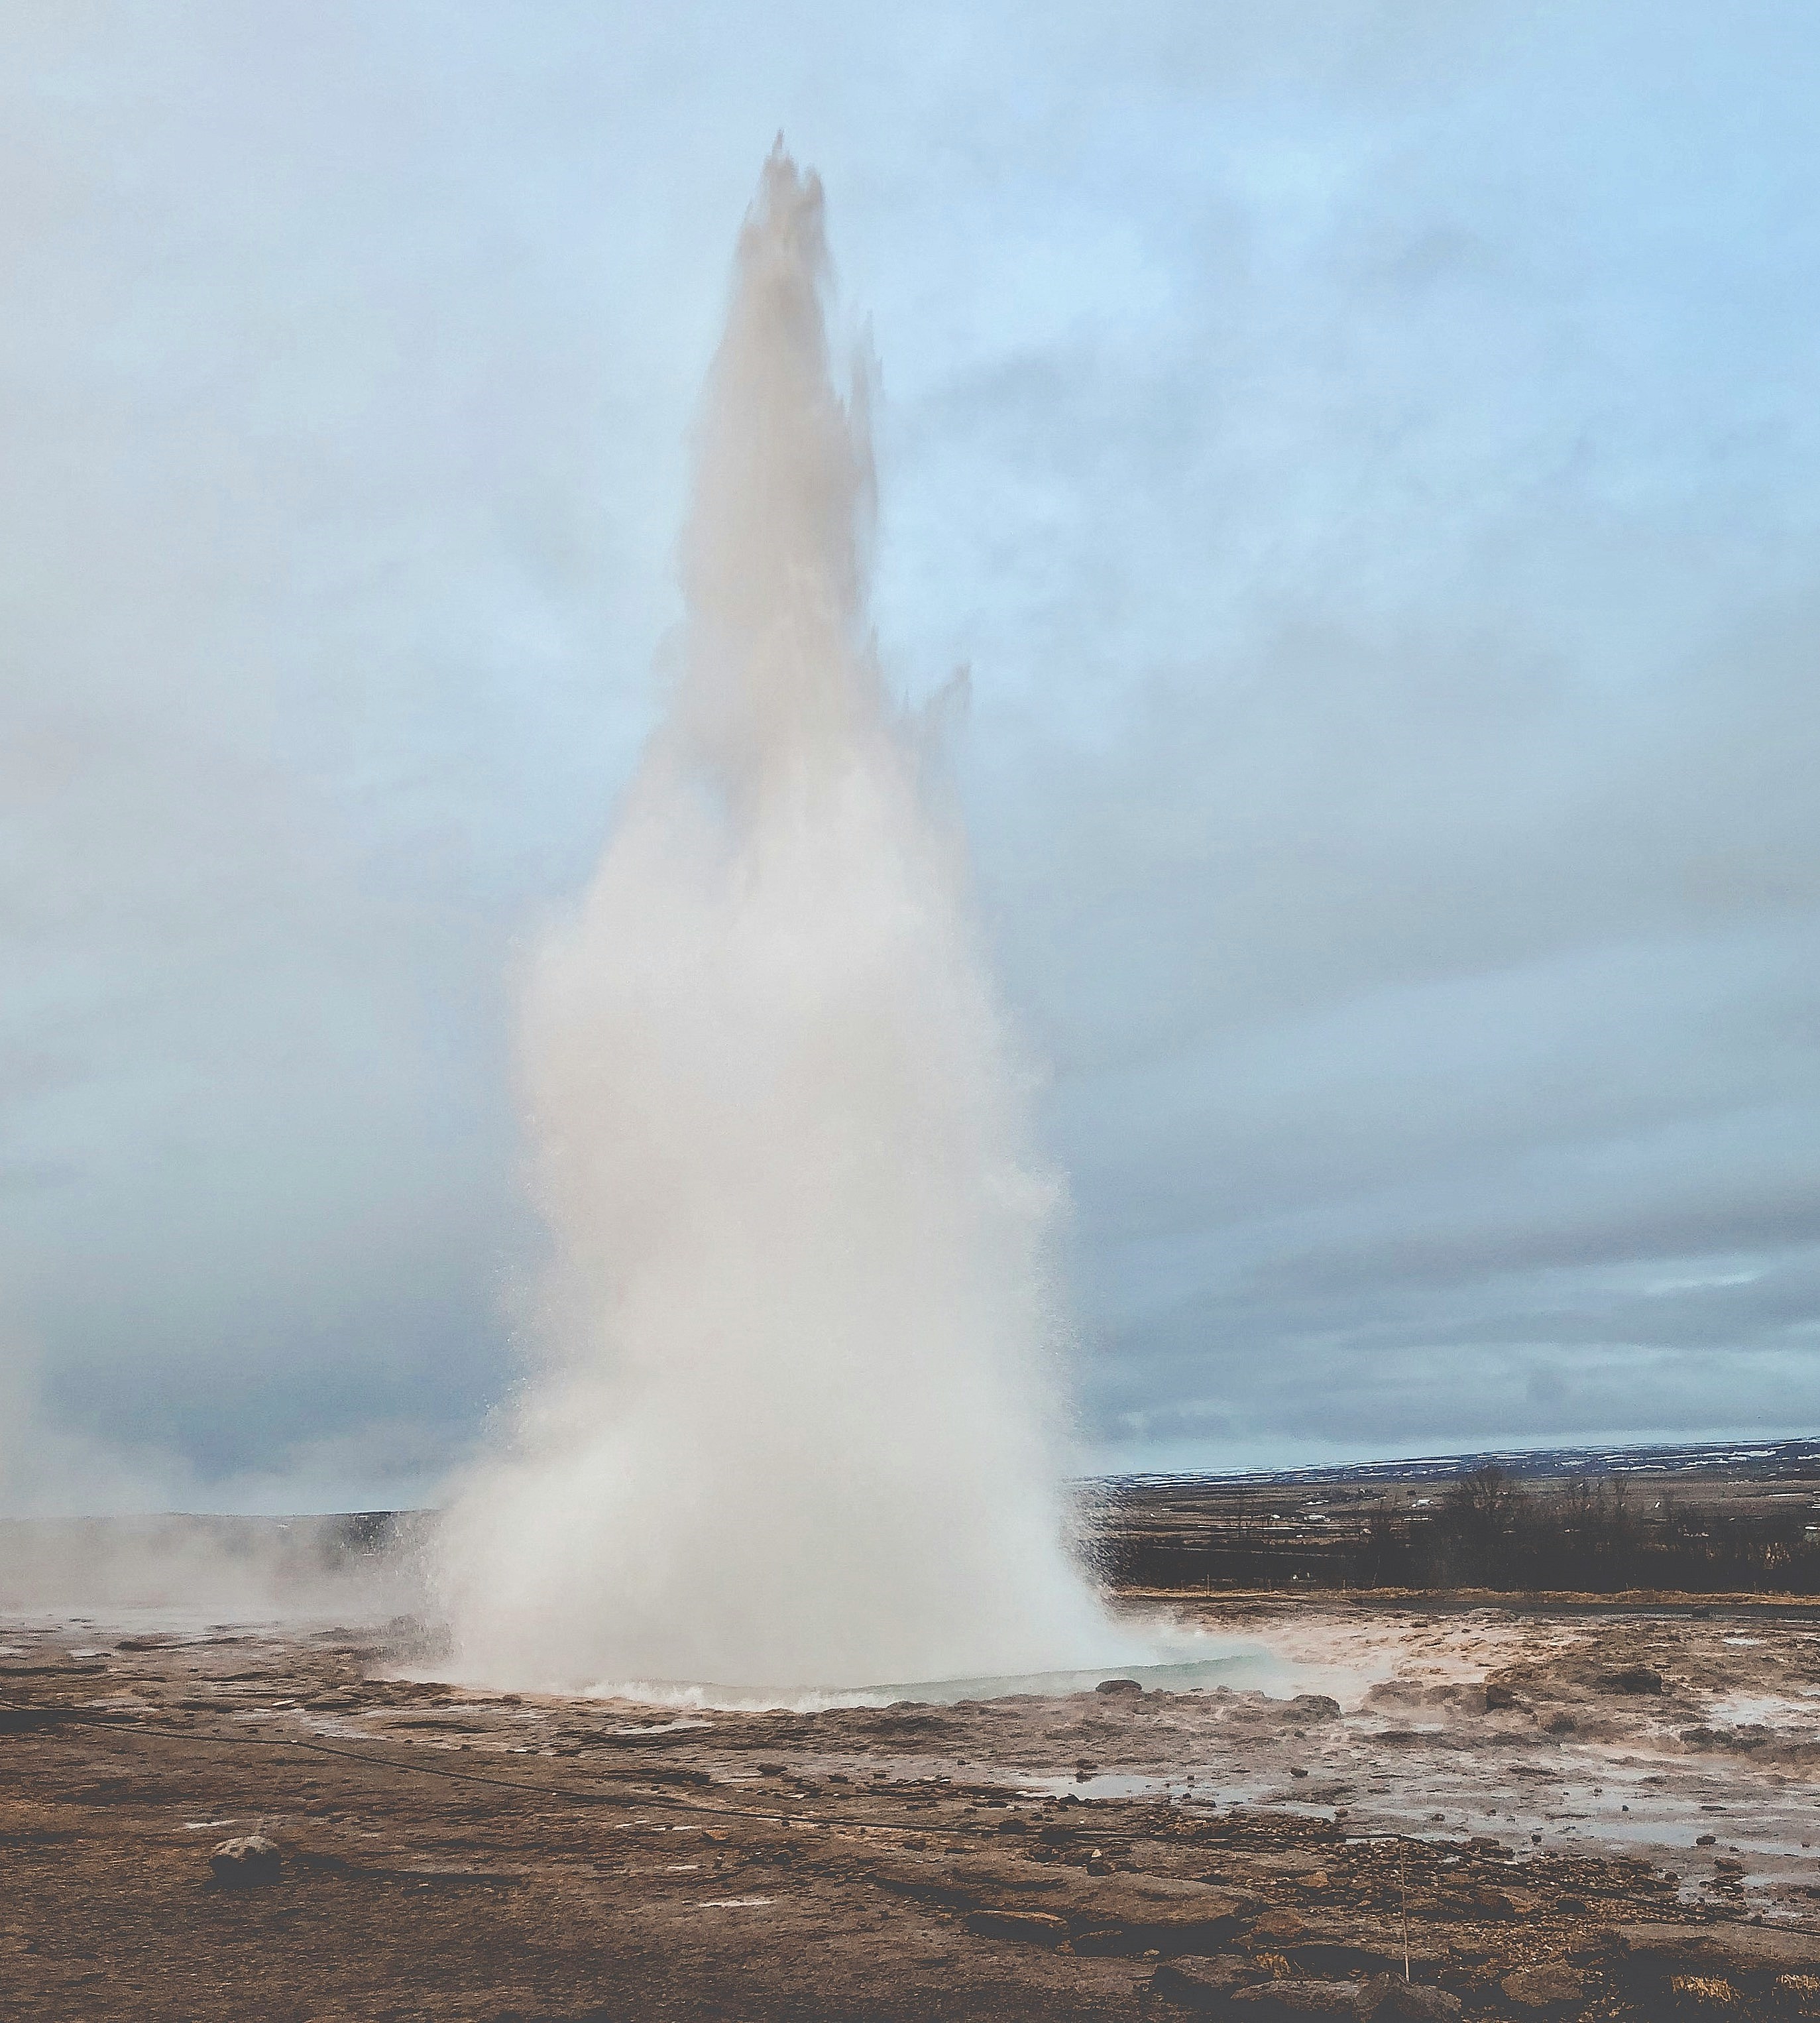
[438,148,1117,1694]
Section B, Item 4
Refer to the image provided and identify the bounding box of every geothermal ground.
[7,1597,1820,2019]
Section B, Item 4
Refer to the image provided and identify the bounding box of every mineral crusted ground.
[5,1597,1820,2019]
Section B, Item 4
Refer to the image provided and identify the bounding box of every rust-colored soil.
[5,1604,1819,2020]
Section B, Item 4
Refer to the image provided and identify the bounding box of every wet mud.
[5,1597,1820,2019]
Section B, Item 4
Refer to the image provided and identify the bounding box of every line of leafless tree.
[1100,1465,1820,1593]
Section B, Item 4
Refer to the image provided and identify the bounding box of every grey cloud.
[3,0,1817,1506]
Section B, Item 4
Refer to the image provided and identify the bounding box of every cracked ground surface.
[5,1596,1820,2020]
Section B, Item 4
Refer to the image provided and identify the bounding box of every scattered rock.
[1239,1852,1338,1882]
[1499,1959,1587,2010]
[1467,1885,1532,1918]
[208,1834,281,1886]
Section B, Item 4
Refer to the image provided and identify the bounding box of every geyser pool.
[437,147,1131,1695]
[557,1644,1351,1717]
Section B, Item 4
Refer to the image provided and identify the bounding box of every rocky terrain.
[5,1598,1820,2019]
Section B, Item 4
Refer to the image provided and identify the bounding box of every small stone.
[209,1833,282,1886]
[1696,1833,1718,1846]
[1500,1960,1587,2010]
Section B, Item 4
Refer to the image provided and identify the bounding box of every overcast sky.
[4,2,1818,1512]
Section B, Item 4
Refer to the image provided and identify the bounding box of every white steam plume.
[438,148,1117,1694]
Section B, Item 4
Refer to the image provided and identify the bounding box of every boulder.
[1466,1885,1534,1918]
[1235,1851,1340,1882]
[862,1849,1067,1904]
[1060,1875,1264,1953]
[962,1908,1067,1944]
[1150,1957,1269,2012]
[1595,1665,1664,1696]
[1282,1918,1445,1980]
[1096,1677,1145,1696]
[861,1846,1259,1951]
[209,1833,282,1886]
[1359,1981,1463,2021]
[1499,1960,1587,2010]
[1605,1923,1820,1983]
[1229,1983,1369,2017]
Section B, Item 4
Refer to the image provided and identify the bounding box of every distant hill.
[1096,1434,1820,1492]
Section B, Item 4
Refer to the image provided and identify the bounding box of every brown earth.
[5,1601,1820,2020]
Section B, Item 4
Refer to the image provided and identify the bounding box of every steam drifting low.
[437,150,1115,1694]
